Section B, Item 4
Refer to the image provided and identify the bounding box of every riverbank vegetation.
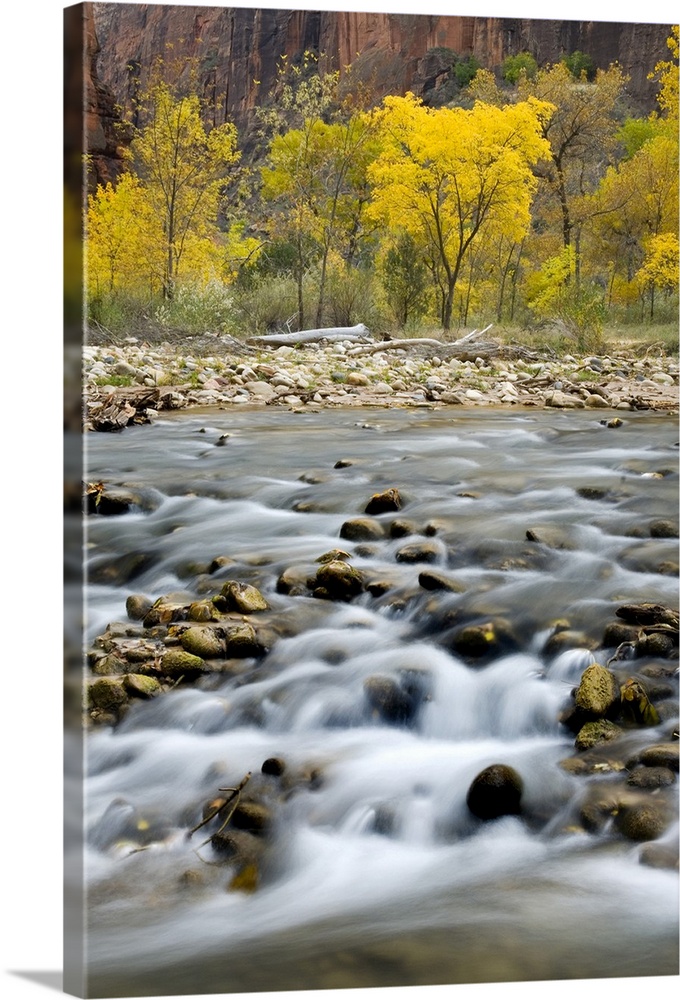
[86,30,679,353]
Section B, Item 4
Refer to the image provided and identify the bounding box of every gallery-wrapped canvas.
[64,2,679,998]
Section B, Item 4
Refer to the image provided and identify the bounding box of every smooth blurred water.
[82,407,679,996]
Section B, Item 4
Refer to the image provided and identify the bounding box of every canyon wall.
[85,3,672,182]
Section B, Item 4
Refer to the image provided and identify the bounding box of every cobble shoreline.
[83,335,679,424]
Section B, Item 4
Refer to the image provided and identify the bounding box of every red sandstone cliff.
[84,3,672,184]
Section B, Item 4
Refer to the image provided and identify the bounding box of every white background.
[2,1,677,999]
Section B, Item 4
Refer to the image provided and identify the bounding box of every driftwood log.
[249,323,371,347]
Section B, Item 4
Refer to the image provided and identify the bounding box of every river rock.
[450,621,514,660]
[180,626,224,659]
[627,766,676,789]
[466,764,523,820]
[364,675,419,726]
[601,621,639,648]
[339,518,385,541]
[261,757,286,776]
[230,801,273,835]
[575,720,623,751]
[123,673,162,699]
[365,488,402,515]
[545,390,585,408]
[584,393,609,408]
[188,599,221,622]
[126,594,153,621]
[649,519,678,538]
[314,560,364,601]
[89,677,128,712]
[91,653,128,676]
[639,844,679,871]
[161,649,207,679]
[389,519,417,538]
[614,799,671,842]
[417,569,465,593]
[395,541,440,564]
[219,581,269,613]
[637,743,679,772]
[276,564,315,595]
[224,622,263,657]
[635,632,677,659]
[574,663,620,720]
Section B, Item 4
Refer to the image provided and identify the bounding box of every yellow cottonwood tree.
[130,82,240,298]
[366,93,553,330]
[86,173,164,297]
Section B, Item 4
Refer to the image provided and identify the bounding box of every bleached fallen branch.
[346,324,494,356]
[248,323,372,347]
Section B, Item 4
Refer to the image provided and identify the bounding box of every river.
[80,406,678,997]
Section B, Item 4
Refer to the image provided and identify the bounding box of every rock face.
[90,5,670,151]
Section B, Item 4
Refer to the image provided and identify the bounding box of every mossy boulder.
[220,581,269,613]
[89,677,128,711]
[635,631,677,659]
[123,673,162,699]
[365,488,402,515]
[466,764,523,821]
[314,560,364,601]
[574,663,620,720]
[180,626,224,660]
[575,720,623,751]
[161,649,207,679]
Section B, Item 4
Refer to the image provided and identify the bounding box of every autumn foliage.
[86,31,679,342]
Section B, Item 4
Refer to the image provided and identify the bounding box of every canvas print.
[65,2,679,997]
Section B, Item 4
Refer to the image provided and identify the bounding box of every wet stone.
[314,560,364,601]
[626,766,676,789]
[161,649,207,679]
[417,569,465,593]
[575,720,623,751]
[639,844,679,871]
[126,594,153,621]
[649,520,678,539]
[220,581,269,613]
[365,488,402,515]
[637,743,679,772]
[364,675,419,726]
[180,626,224,660]
[466,764,523,821]
[395,541,440,564]
[574,663,620,720]
[339,518,385,542]
[614,800,671,842]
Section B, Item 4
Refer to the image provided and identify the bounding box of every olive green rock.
[575,720,623,751]
[574,663,620,719]
[89,678,128,711]
[161,649,207,678]
[224,622,262,657]
[124,674,162,698]
[181,626,224,659]
[220,581,269,613]
[614,800,671,842]
[188,599,220,622]
[314,560,364,601]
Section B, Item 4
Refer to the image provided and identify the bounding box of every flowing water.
[80,407,679,997]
